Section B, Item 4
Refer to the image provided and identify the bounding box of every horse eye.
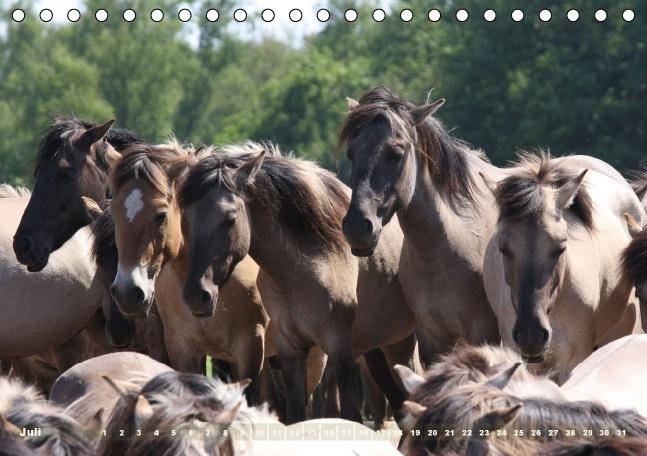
[56,172,74,184]
[552,246,566,257]
[499,245,512,257]
[389,147,405,160]
[346,148,353,160]
[154,212,167,224]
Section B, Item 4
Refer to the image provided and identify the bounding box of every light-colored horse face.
[110,179,182,318]
[181,161,256,317]
[341,97,444,256]
[496,184,581,362]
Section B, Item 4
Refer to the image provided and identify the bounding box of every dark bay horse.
[13,115,143,349]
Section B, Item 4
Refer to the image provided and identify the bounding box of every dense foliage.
[1,0,645,185]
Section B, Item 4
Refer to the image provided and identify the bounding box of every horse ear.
[0,413,21,436]
[345,97,359,110]
[479,172,498,198]
[234,150,265,190]
[393,364,425,395]
[105,144,121,167]
[485,363,522,390]
[77,119,115,150]
[411,98,445,125]
[473,403,522,432]
[134,395,154,428]
[625,213,644,238]
[556,169,588,210]
[82,196,103,221]
[102,375,127,396]
[87,408,105,435]
[214,400,243,425]
[636,184,647,202]
[402,400,427,418]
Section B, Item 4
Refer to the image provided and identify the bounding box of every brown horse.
[178,142,416,423]
[13,115,143,349]
[107,141,277,401]
[340,87,644,370]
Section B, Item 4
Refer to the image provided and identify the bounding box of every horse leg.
[274,333,308,424]
[163,330,203,373]
[231,331,265,405]
[363,348,405,418]
[359,358,387,430]
[328,337,362,423]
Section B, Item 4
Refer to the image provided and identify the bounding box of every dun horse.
[340,87,644,373]
[178,142,416,423]
[483,152,640,379]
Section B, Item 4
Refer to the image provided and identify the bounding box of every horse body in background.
[484,153,641,380]
[49,351,172,430]
[107,142,275,398]
[0,194,106,359]
[178,142,416,424]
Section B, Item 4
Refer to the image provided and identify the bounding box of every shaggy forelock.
[340,86,484,209]
[496,151,594,230]
[180,141,351,254]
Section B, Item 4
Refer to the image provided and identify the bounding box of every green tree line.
[0,0,645,185]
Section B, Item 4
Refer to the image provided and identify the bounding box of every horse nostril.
[540,328,550,344]
[201,290,212,305]
[109,284,118,301]
[512,329,519,345]
[362,218,374,236]
[18,236,32,255]
[131,287,145,305]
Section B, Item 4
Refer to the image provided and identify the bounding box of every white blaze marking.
[124,188,144,223]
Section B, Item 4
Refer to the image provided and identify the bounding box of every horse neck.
[246,201,324,284]
[399,147,502,256]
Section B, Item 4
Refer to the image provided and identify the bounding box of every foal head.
[487,153,592,362]
[109,142,191,318]
[14,116,122,271]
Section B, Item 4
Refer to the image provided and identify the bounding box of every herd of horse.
[2,86,647,454]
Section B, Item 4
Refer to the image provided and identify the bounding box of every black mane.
[35,114,141,176]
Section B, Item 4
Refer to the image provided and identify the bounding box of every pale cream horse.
[0,187,107,359]
[482,152,644,381]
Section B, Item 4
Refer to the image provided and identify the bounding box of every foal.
[179,142,416,423]
[107,141,269,395]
